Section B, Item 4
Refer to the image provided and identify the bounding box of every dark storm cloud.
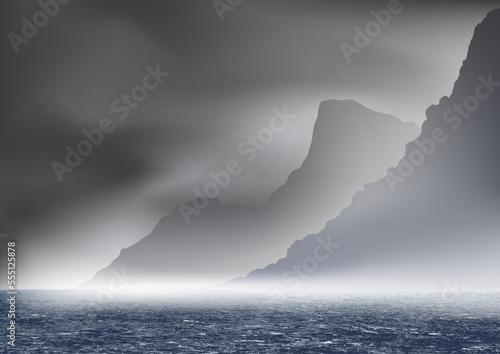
[0,1,211,233]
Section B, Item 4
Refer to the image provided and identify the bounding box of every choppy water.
[6,291,500,353]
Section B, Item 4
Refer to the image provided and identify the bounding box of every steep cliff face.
[235,9,500,293]
[81,99,417,289]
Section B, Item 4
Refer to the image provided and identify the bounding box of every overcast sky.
[1,0,498,289]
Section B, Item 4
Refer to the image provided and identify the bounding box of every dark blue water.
[6,291,500,353]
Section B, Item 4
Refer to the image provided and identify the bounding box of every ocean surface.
[6,290,500,353]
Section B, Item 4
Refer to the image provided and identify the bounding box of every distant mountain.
[264,99,417,237]
[81,100,418,289]
[232,9,500,293]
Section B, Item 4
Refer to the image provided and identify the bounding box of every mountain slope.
[233,8,500,293]
[81,100,418,289]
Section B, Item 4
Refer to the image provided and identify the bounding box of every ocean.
[6,290,500,353]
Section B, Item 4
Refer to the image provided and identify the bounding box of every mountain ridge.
[231,8,500,293]
[80,99,418,289]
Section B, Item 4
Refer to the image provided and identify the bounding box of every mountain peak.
[81,99,418,290]
[235,9,500,293]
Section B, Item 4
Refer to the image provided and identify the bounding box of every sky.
[1,0,499,289]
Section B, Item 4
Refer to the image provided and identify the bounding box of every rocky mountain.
[81,99,418,289]
[231,9,500,294]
